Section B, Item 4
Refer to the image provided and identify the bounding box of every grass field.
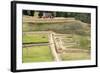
[22,21,91,62]
[22,46,54,63]
[60,34,90,60]
[23,33,49,43]
[60,52,90,61]
[62,34,90,50]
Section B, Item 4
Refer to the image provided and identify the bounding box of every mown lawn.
[23,33,49,43]
[22,46,54,63]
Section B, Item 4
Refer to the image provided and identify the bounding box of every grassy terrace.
[23,33,49,43]
[22,33,53,63]
[22,46,54,63]
[62,34,90,50]
[60,52,90,61]
[22,19,91,62]
[60,34,91,60]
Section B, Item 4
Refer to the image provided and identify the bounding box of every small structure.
[42,12,53,18]
[33,11,54,18]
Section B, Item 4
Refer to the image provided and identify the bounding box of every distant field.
[23,33,49,43]
[22,46,54,63]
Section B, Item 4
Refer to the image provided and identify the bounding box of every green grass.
[61,34,91,61]
[63,34,90,50]
[22,23,30,31]
[22,46,54,63]
[72,35,90,50]
[23,33,49,43]
[60,52,90,61]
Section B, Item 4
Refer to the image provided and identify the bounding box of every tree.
[75,13,91,24]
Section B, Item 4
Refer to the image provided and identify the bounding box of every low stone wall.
[23,15,76,23]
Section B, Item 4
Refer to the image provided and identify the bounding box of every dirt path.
[48,33,60,61]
